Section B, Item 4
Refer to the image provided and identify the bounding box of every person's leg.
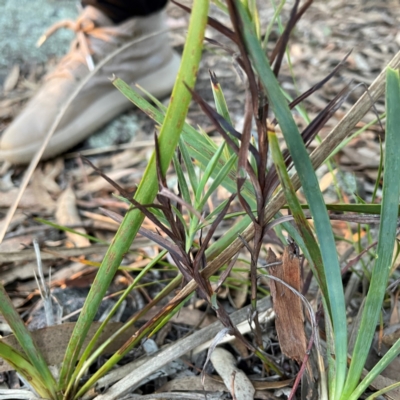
[81,0,168,22]
[0,0,179,164]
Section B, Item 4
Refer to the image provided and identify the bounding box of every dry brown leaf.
[0,187,52,209]
[0,240,151,263]
[269,246,308,367]
[80,210,120,227]
[0,261,50,286]
[31,170,57,211]
[341,147,380,169]
[0,213,27,240]
[78,168,138,195]
[0,235,33,253]
[50,262,88,285]
[55,186,90,248]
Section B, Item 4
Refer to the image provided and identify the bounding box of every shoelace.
[36,12,122,78]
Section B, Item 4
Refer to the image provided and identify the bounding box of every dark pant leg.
[81,0,168,23]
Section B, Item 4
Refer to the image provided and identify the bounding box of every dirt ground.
[0,0,400,398]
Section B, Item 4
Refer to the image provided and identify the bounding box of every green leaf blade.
[342,67,400,399]
[0,286,58,399]
[58,0,210,393]
[234,1,347,397]
[0,342,53,399]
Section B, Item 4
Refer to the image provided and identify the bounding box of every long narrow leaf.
[113,78,255,202]
[209,70,236,160]
[0,285,58,399]
[195,141,226,206]
[349,337,400,400]
[178,137,200,194]
[0,342,52,399]
[200,153,237,210]
[268,128,327,297]
[58,0,210,393]
[233,1,347,397]
[173,153,192,206]
[341,68,400,399]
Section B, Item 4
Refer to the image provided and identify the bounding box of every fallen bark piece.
[210,347,255,400]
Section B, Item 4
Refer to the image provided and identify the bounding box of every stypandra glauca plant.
[0,1,400,399]
[0,0,210,398]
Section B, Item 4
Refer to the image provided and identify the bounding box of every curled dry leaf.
[55,186,90,247]
[210,347,255,400]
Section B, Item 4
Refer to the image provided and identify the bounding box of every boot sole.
[0,52,181,164]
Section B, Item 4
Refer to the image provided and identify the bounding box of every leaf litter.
[0,0,399,399]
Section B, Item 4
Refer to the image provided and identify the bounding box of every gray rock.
[0,0,77,69]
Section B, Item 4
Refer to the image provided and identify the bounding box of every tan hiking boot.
[0,6,180,164]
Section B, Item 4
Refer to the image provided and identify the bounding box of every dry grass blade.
[201,327,231,386]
